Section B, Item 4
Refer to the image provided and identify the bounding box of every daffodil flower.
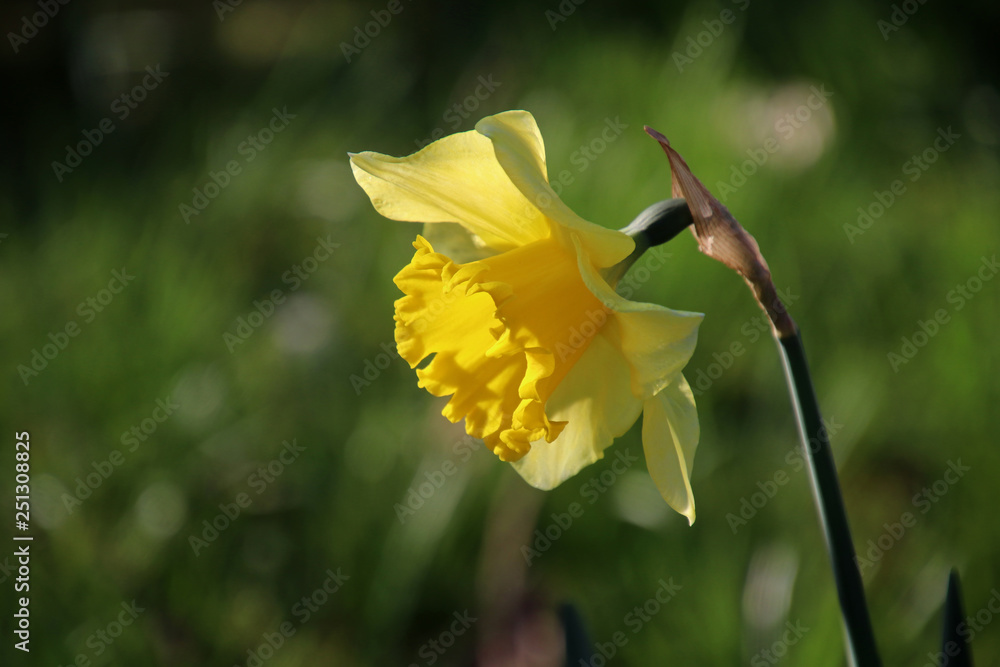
[350,110,704,522]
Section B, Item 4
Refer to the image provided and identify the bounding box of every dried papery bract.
[643,126,886,666]
[644,126,797,339]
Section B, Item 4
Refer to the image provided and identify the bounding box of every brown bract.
[645,126,797,339]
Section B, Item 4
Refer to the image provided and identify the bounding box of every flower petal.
[393,237,550,458]
[418,222,496,264]
[397,234,636,462]
[475,111,635,268]
[349,126,551,251]
[512,332,642,490]
[642,375,699,524]
[605,307,702,399]
[572,235,703,399]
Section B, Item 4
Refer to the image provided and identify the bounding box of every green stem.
[776,332,882,667]
[606,199,693,285]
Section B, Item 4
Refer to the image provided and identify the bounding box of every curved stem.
[604,199,692,285]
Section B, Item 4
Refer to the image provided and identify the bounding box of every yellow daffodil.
[350,110,704,522]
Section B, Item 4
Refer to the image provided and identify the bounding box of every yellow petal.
[642,376,699,524]
[512,332,642,489]
[393,234,609,461]
[350,126,551,252]
[605,307,702,399]
[418,222,496,264]
[572,235,703,398]
[475,111,635,268]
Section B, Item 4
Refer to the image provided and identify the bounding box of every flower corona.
[351,110,703,521]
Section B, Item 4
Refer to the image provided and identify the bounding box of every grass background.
[2,0,999,665]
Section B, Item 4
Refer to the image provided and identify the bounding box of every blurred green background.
[2,0,999,665]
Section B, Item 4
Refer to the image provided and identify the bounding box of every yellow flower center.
[393,233,610,461]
